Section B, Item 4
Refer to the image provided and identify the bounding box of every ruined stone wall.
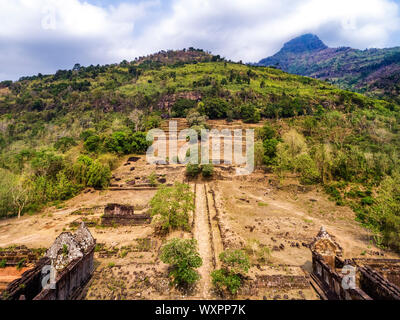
[33,245,95,300]
[1,223,96,300]
[0,246,43,266]
[310,228,400,300]
[102,203,152,226]
[312,252,372,300]
[1,257,50,300]
[357,265,400,300]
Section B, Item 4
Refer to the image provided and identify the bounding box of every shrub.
[201,164,214,178]
[54,137,77,153]
[211,269,242,295]
[361,196,374,206]
[148,172,158,187]
[211,249,250,295]
[172,99,197,117]
[104,131,131,154]
[86,161,111,189]
[160,238,202,286]
[186,163,201,177]
[219,249,250,274]
[186,109,208,127]
[240,104,261,123]
[80,129,96,142]
[150,183,194,234]
[84,135,101,153]
[200,97,228,119]
[130,131,151,154]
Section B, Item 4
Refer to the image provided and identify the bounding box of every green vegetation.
[160,238,202,286]
[259,34,400,104]
[150,183,194,234]
[185,163,214,178]
[0,48,400,252]
[211,249,250,295]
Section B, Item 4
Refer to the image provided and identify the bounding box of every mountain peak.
[280,34,328,54]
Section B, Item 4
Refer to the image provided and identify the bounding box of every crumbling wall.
[357,265,400,300]
[310,227,400,300]
[1,257,51,300]
[311,252,371,300]
[1,223,96,300]
[0,246,41,266]
[102,203,152,226]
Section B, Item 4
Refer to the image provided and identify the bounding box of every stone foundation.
[101,203,152,226]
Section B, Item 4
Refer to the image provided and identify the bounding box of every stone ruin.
[101,203,152,226]
[0,222,96,300]
[310,226,400,300]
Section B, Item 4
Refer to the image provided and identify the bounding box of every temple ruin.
[0,222,95,300]
[310,227,400,300]
[101,203,152,226]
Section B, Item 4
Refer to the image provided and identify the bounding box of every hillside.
[258,34,400,103]
[0,48,400,256]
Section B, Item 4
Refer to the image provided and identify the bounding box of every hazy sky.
[1,0,400,80]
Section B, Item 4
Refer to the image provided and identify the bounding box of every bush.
[186,109,208,127]
[201,164,214,178]
[150,183,194,234]
[240,104,261,123]
[200,97,228,119]
[84,135,101,153]
[219,249,250,274]
[54,137,77,153]
[211,249,250,295]
[186,163,201,177]
[86,161,111,189]
[130,131,151,154]
[104,131,131,154]
[172,99,197,117]
[160,238,202,286]
[211,269,242,295]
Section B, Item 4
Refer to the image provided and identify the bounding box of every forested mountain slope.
[0,48,400,250]
[259,34,400,104]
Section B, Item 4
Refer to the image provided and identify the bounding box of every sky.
[0,0,400,80]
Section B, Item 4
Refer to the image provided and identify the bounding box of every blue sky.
[0,0,400,80]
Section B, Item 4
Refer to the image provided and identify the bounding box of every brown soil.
[0,119,398,300]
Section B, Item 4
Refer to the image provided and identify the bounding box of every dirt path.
[193,184,213,298]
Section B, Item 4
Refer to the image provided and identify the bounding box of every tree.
[11,176,32,219]
[160,238,202,286]
[240,104,260,123]
[54,137,77,153]
[150,183,194,234]
[172,99,196,117]
[254,141,265,168]
[186,109,208,127]
[314,144,333,184]
[84,135,101,153]
[276,129,307,172]
[200,97,228,119]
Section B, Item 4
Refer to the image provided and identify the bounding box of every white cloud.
[0,0,399,80]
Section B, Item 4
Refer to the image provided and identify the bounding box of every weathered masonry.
[310,227,400,300]
[0,222,95,300]
[101,203,152,226]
